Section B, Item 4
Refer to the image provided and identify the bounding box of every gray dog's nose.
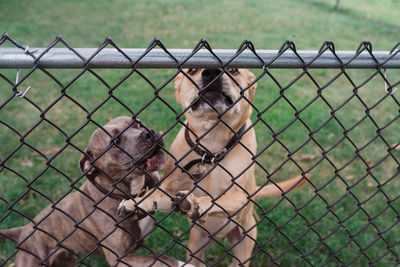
[202,69,222,81]
[140,129,164,146]
[140,129,154,142]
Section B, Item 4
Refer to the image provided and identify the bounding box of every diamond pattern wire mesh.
[0,34,400,266]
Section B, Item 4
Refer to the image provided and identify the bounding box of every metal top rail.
[0,48,400,69]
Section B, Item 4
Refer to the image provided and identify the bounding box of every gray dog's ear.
[79,150,95,175]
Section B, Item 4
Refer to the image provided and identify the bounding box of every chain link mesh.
[1,34,400,266]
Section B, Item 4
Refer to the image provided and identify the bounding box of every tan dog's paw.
[174,191,206,222]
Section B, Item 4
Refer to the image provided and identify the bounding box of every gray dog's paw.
[117,199,153,220]
[117,199,132,217]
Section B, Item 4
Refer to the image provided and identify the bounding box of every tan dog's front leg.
[117,190,175,218]
[175,190,248,220]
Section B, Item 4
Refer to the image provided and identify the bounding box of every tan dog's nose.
[201,68,222,80]
[201,68,223,92]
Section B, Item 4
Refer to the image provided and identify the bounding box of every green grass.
[1,0,400,266]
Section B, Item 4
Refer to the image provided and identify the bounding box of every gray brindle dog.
[0,116,191,267]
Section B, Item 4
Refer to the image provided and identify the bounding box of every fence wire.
[0,34,400,266]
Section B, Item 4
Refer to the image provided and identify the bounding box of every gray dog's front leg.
[117,190,175,217]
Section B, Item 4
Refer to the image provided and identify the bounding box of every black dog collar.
[182,123,247,174]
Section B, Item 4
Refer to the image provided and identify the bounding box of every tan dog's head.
[175,68,257,130]
[79,116,165,182]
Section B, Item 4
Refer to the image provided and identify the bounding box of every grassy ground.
[1,0,400,266]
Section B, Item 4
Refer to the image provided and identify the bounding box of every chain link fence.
[1,34,400,266]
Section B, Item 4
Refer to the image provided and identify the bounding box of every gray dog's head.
[79,116,165,182]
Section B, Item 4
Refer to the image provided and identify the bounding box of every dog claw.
[190,203,201,219]
[117,200,128,216]
[117,206,126,216]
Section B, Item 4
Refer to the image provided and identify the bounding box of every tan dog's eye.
[227,68,239,75]
[187,68,198,75]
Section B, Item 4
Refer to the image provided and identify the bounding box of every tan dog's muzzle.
[188,68,234,111]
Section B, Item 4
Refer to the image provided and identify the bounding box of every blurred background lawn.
[1,0,400,266]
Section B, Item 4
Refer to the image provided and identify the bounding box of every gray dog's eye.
[113,137,120,145]
[132,120,142,129]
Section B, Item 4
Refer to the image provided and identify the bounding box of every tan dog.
[118,69,308,266]
[0,116,191,267]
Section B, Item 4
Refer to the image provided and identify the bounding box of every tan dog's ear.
[174,72,185,104]
[79,150,95,176]
[244,69,257,101]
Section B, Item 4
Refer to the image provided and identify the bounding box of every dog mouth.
[191,90,233,111]
[137,147,165,172]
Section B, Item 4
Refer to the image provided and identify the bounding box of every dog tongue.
[146,151,166,172]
